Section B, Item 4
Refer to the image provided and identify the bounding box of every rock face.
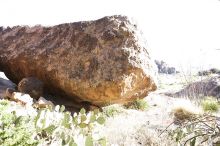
[173,76,220,99]
[0,15,157,106]
[155,60,178,74]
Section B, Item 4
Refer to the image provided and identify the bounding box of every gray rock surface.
[0,72,16,98]
[173,76,220,99]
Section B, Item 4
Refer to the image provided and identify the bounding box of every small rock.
[35,97,54,108]
[0,74,16,98]
[11,92,33,106]
[153,104,157,107]
[4,88,16,98]
[18,77,43,100]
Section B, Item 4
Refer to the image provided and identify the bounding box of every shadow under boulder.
[0,72,99,112]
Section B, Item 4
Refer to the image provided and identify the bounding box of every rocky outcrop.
[172,76,220,99]
[0,15,157,106]
[155,60,178,74]
[198,68,220,76]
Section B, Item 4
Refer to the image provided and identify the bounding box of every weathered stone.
[0,15,157,106]
[2,87,34,105]
[12,92,34,106]
[18,77,43,99]
[4,88,16,98]
[173,76,220,99]
[35,97,54,108]
[0,73,16,98]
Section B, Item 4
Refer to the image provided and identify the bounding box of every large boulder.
[0,15,157,106]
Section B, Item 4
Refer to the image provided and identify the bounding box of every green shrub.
[201,97,219,112]
[0,100,39,146]
[125,98,148,111]
[166,114,220,146]
[35,106,106,146]
[0,100,106,146]
[102,105,124,117]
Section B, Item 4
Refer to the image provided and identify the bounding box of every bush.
[35,106,106,146]
[0,100,39,146]
[165,114,220,146]
[0,100,106,146]
[172,107,196,121]
[201,97,219,112]
[125,98,148,111]
[102,104,124,117]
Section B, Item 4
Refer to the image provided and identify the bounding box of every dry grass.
[124,98,149,111]
[171,99,201,121]
[172,107,196,121]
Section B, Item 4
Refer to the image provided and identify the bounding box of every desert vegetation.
[167,113,220,146]
[0,100,106,146]
[201,97,220,113]
[124,98,149,111]
[158,70,220,146]
[0,14,220,146]
[1,60,220,146]
[1,68,220,146]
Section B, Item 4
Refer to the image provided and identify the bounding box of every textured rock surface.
[0,15,157,106]
[0,72,17,98]
[18,77,43,99]
[0,78,16,98]
[173,76,220,99]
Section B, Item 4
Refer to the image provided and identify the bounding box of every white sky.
[1,0,220,70]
